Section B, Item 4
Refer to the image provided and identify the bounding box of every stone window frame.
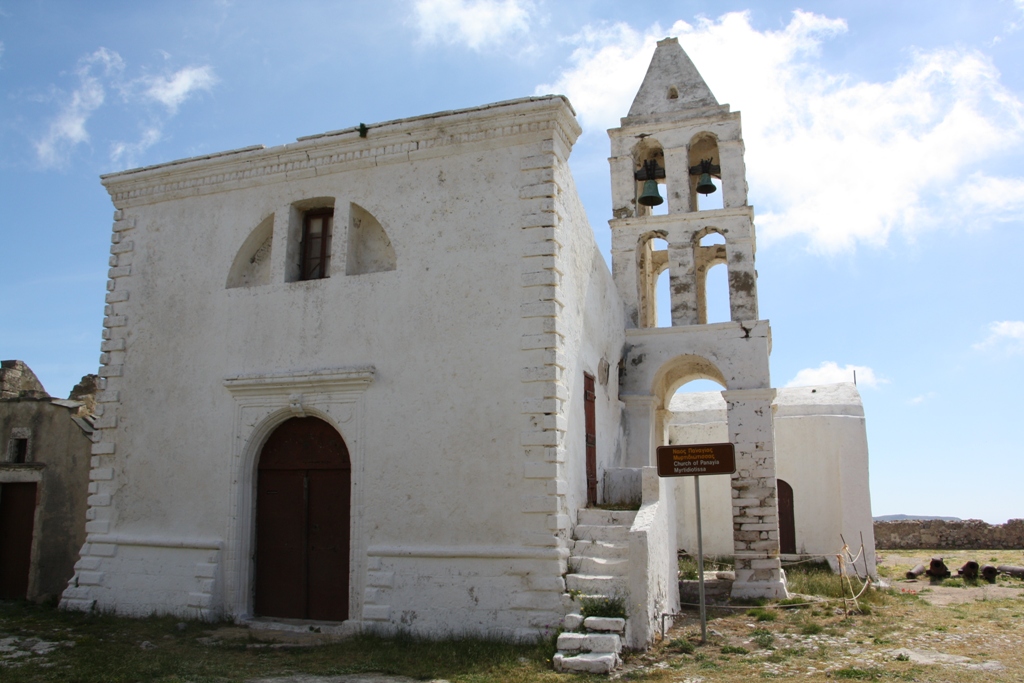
[6,427,32,464]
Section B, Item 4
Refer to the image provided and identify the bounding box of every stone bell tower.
[610,38,786,598]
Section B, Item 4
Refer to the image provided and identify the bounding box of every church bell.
[689,157,721,196]
[635,159,665,207]
[638,179,664,206]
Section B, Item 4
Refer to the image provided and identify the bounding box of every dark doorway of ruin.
[0,482,37,599]
[777,479,796,555]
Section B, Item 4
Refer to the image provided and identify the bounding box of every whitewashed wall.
[63,97,633,638]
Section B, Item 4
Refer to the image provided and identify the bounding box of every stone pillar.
[269,204,293,284]
[718,140,748,209]
[609,156,636,219]
[723,388,787,599]
[655,408,671,449]
[622,394,658,467]
[725,236,758,322]
[611,226,643,328]
[668,241,698,326]
[663,146,691,215]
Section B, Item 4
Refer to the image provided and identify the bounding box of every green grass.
[800,622,823,635]
[579,594,627,619]
[745,607,777,622]
[783,560,849,598]
[751,628,775,649]
[665,637,695,654]
[832,667,884,679]
[678,554,734,580]
[0,600,563,683]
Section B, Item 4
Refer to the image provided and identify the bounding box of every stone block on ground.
[553,651,620,674]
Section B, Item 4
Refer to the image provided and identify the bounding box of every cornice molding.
[609,205,754,230]
[223,366,376,398]
[103,96,581,207]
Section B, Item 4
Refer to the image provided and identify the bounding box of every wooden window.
[299,209,333,280]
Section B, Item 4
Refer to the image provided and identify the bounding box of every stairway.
[554,509,636,674]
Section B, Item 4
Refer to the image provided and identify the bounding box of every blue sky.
[2,1,1023,523]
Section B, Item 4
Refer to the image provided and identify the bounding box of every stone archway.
[255,416,351,621]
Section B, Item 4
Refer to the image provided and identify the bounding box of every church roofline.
[100,95,580,207]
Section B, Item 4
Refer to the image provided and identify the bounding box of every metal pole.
[695,475,707,643]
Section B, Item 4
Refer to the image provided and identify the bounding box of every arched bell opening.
[688,133,723,212]
[694,229,729,324]
[633,139,668,217]
[636,231,669,328]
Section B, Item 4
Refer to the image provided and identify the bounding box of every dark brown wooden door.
[0,482,38,600]
[255,417,350,621]
[584,374,597,506]
[777,479,796,554]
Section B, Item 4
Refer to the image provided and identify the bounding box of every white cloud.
[143,66,217,113]
[110,127,162,168]
[538,11,1024,252]
[35,48,124,168]
[34,50,216,169]
[973,320,1024,353]
[535,23,656,131]
[908,391,938,405]
[785,361,886,388]
[413,0,533,50]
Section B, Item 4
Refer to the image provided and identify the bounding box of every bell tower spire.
[627,37,720,118]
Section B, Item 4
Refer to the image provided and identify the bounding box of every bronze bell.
[638,179,664,206]
[695,172,716,195]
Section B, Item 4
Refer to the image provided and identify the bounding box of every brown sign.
[656,443,736,477]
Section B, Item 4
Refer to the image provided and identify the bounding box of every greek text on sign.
[656,443,736,477]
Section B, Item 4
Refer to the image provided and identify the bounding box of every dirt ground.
[877,549,1024,605]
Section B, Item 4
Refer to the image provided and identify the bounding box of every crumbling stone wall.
[874,519,1024,550]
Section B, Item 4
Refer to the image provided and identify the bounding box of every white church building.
[61,38,875,651]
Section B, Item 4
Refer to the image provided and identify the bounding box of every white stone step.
[574,523,629,543]
[565,574,626,595]
[569,555,629,576]
[584,616,626,633]
[553,651,620,674]
[570,538,628,559]
[556,631,622,653]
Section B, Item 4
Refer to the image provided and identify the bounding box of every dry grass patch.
[1,551,1022,682]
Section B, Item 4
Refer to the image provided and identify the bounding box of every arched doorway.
[255,417,350,621]
[777,479,796,555]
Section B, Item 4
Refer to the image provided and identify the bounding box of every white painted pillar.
[723,387,787,599]
[622,395,658,467]
[718,140,748,209]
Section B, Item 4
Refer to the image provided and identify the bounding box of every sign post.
[656,443,736,643]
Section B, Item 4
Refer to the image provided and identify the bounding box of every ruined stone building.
[1,361,95,601]
[59,38,875,655]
